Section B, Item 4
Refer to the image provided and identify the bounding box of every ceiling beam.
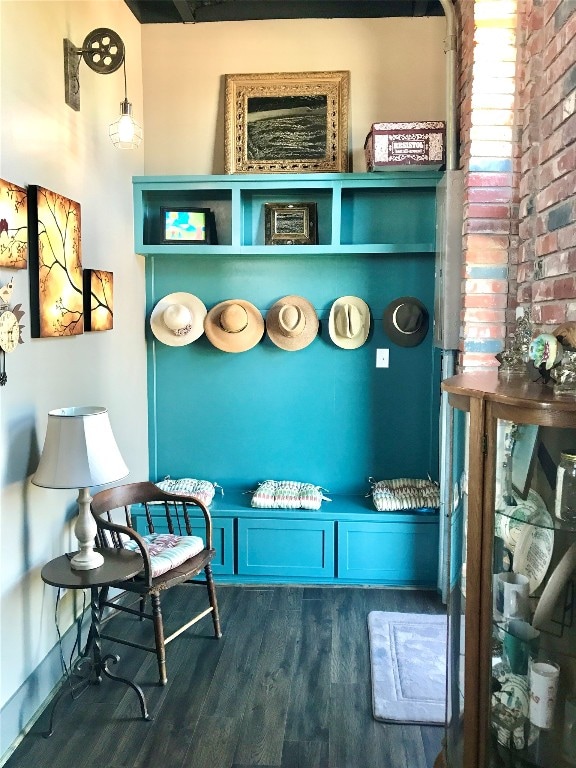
[413,1,430,16]
[173,0,197,22]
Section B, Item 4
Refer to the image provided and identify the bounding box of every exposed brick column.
[518,0,576,332]
[456,0,521,371]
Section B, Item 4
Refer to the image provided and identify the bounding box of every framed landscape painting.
[225,71,350,174]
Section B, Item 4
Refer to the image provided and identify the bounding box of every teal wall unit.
[134,172,442,587]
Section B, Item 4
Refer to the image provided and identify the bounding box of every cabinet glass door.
[488,418,576,767]
[445,405,468,767]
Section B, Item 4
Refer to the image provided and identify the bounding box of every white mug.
[529,660,560,729]
[495,572,530,620]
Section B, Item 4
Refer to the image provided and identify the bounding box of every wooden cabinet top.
[442,371,576,426]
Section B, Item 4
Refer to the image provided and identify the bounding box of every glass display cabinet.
[437,371,576,768]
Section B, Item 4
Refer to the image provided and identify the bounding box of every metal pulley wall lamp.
[63,27,143,149]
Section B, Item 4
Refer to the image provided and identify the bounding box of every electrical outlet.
[376,349,389,368]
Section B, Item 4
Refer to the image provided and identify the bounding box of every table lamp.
[33,406,129,570]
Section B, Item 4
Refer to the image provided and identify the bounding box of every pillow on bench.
[155,477,220,507]
[251,480,331,510]
[370,477,440,512]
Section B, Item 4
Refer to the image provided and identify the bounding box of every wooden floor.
[6,585,445,768]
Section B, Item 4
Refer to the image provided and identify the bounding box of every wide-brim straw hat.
[328,296,370,349]
[204,299,264,353]
[266,295,319,351]
[150,292,207,346]
[383,296,429,347]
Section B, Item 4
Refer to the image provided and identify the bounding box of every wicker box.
[364,121,445,171]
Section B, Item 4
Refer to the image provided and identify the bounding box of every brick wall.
[456,0,520,370]
[517,0,576,332]
[455,0,575,370]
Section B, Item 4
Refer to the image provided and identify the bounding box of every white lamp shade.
[33,406,129,489]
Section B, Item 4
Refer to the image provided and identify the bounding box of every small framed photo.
[160,207,217,245]
[264,202,318,246]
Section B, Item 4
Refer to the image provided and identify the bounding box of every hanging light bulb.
[109,60,143,149]
[109,97,143,149]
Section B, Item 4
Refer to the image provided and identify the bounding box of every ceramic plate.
[512,506,554,593]
[495,490,549,553]
[493,671,529,719]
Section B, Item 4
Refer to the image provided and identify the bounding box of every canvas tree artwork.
[28,185,83,338]
[0,178,28,269]
[83,269,113,331]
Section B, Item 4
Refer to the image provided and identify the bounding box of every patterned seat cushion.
[124,533,204,578]
[251,480,331,510]
[155,477,219,506]
[370,477,440,512]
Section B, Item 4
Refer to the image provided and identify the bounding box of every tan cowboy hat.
[150,292,207,346]
[266,295,319,351]
[328,296,370,349]
[383,296,429,347]
[204,299,264,353]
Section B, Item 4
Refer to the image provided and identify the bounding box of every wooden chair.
[90,481,222,685]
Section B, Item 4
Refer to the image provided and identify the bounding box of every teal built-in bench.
[134,172,442,589]
[131,492,439,586]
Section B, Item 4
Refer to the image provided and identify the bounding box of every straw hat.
[204,299,264,353]
[150,292,207,346]
[266,295,319,351]
[383,296,429,347]
[328,296,370,349]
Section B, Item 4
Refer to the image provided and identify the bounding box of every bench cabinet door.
[337,520,439,585]
[237,518,335,579]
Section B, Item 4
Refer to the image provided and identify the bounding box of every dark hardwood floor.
[5,585,445,768]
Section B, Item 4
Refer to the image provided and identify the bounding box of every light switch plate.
[376,349,389,368]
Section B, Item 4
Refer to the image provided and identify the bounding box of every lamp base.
[71,487,104,570]
[70,548,104,571]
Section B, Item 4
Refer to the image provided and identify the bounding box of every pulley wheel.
[82,28,125,75]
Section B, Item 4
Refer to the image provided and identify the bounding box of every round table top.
[41,549,143,589]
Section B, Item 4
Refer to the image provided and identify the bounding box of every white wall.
[0,1,147,757]
[141,16,447,175]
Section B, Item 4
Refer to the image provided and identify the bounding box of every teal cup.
[503,619,540,675]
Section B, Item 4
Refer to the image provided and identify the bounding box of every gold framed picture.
[264,202,317,245]
[225,71,350,174]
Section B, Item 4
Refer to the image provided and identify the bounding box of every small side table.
[41,549,151,737]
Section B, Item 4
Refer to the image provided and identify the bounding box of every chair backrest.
[91,481,213,549]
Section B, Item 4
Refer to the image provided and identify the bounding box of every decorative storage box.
[364,121,446,171]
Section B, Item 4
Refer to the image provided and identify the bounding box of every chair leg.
[139,595,146,620]
[204,563,222,638]
[150,592,168,685]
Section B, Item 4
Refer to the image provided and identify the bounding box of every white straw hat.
[328,296,370,349]
[150,292,207,346]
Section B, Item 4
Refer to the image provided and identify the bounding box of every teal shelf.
[133,172,441,257]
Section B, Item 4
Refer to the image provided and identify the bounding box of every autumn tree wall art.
[83,269,113,331]
[28,185,83,338]
[0,178,28,269]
